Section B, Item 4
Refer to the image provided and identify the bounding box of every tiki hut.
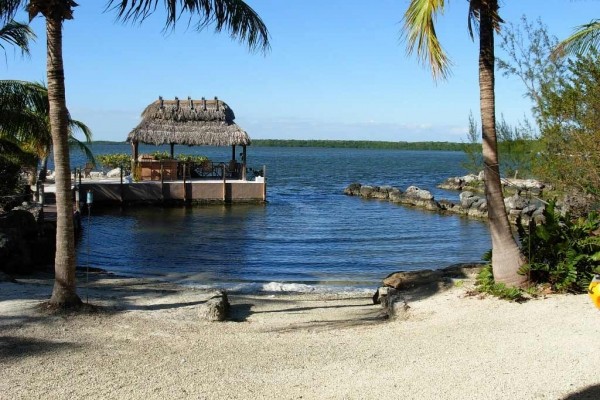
[128,96,251,180]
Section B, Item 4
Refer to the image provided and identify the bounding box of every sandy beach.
[1,271,599,400]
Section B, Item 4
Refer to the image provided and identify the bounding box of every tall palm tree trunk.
[479,1,527,287]
[46,14,81,307]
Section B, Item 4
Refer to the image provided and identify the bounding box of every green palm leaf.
[107,0,270,53]
[0,19,35,56]
[553,20,600,58]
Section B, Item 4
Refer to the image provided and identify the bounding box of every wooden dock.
[76,178,266,206]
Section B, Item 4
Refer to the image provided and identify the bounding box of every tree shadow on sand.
[562,385,600,400]
[228,295,386,330]
[0,336,80,360]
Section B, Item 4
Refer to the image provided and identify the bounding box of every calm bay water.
[71,144,490,293]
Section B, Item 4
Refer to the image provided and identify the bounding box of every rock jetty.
[344,183,546,225]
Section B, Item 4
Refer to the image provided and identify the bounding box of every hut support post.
[131,141,139,181]
[183,163,187,203]
[161,161,165,204]
[231,145,236,161]
[120,167,124,205]
[242,145,247,181]
[263,165,267,202]
[222,163,226,202]
[170,143,174,158]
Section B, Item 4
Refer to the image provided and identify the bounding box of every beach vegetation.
[0,80,94,183]
[149,150,171,160]
[517,201,600,293]
[176,154,209,164]
[97,153,131,173]
[2,0,270,308]
[498,17,600,202]
[478,202,600,298]
[402,0,528,287]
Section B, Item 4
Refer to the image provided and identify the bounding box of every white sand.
[1,272,599,400]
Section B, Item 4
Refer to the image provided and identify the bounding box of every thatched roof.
[127,96,251,146]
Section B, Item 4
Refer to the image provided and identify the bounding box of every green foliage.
[497,17,600,197]
[0,156,24,210]
[476,265,526,301]
[176,154,208,163]
[463,112,540,178]
[97,153,131,173]
[517,201,600,293]
[534,49,600,197]
[461,111,482,174]
[150,151,171,160]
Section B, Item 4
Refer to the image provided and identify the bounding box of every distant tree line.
[251,139,465,151]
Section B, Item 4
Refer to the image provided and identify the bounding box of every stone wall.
[344,183,546,225]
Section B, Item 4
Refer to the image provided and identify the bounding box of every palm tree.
[553,19,600,58]
[2,1,269,308]
[0,79,94,184]
[403,0,527,287]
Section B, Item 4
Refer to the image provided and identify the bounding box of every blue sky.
[4,1,599,142]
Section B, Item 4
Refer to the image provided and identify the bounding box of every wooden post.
[183,162,187,203]
[75,185,80,212]
[161,161,165,204]
[242,145,247,181]
[170,143,174,158]
[78,168,82,186]
[222,162,227,202]
[262,165,267,202]
[119,166,124,205]
[231,145,236,161]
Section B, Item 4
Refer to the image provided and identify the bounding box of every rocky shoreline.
[344,180,547,225]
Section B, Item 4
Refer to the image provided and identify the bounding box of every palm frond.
[553,20,600,59]
[402,0,452,80]
[68,136,96,166]
[107,0,270,53]
[0,19,35,56]
[0,0,23,25]
[68,118,95,165]
[467,0,502,39]
[0,136,37,166]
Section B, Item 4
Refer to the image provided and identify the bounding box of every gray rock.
[504,194,528,210]
[405,186,434,200]
[344,183,362,196]
[388,189,403,201]
[106,168,122,178]
[359,185,375,198]
[199,290,230,322]
[459,191,475,201]
[521,204,538,215]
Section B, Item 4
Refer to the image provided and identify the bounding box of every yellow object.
[589,275,600,310]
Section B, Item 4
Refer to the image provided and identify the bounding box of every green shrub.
[476,265,526,301]
[150,151,171,160]
[176,154,208,163]
[97,153,132,173]
[517,201,600,293]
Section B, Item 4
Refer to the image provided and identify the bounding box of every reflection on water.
[76,146,490,291]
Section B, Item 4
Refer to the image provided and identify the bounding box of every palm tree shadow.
[0,336,80,359]
[562,385,600,400]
